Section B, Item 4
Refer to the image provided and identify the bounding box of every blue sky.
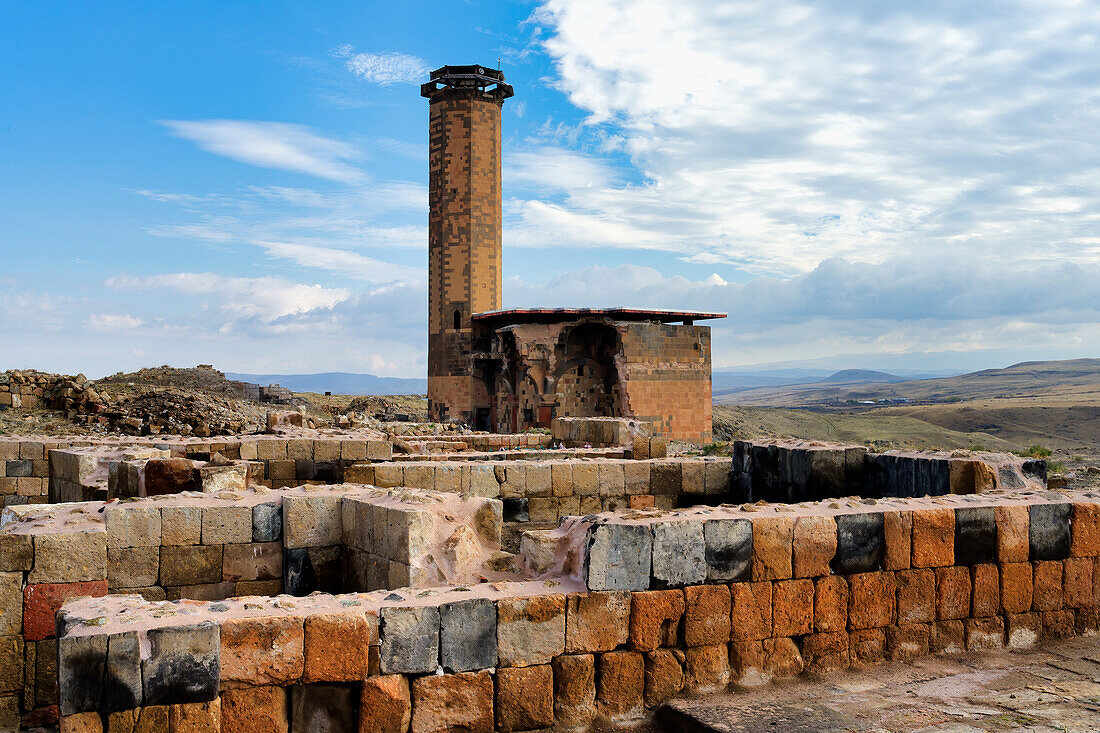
[2,0,1099,378]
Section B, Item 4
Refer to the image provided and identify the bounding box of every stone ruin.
[0,414,1092,732]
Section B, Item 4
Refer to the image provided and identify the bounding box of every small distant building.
[420,66,724,442]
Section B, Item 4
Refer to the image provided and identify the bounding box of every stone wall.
[49,492,1100,732]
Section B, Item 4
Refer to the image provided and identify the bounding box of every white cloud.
[85,314,145,332]
[523,0,1100,274]
[159,120,364,183]
[332,45,429,85]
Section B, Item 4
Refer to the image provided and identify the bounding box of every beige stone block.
[201,505,252,545]
[108,546,160,589]
[598,462,626,497]
[105,505,161,549]
[30,530,106,583]
[161,506,202,546]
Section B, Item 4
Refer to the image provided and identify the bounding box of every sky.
[2,0,1099,378]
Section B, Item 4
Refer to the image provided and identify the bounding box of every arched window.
[453,310,461,330]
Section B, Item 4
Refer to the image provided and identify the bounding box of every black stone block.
[864,454,891,498]
[928,459,951,496]
[789,449,812,503]
[103,632,142,713]
[314,461,340,483]
[844,448,867,494]
[832,512,883,574]
[1030,503,1072,561]
[58,633,107,715]
[704,518,752,581]
[252,502,282,543]
[285,547,319,596]
[294,460,316,480]
[750,445,774,501]
[6,460,31,478]
[141,623,220,706]
[954,506,997,565]
[732,441,752,473]
[291,684,357,732]
[730,473,752,504]
[1022,459,1047,482]
[502,497,528,523]
[440,598,497,672]
[894,457,917,498]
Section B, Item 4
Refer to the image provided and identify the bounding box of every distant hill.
[226,372,426,396]
[815,369,902,384]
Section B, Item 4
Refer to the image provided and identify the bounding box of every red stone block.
[1032,560,1064,612]
[1071,502,1100,557]
[772,579,813,637]
[886,624,930,661]
[971,564,1000,618]
[23,580,107,641]
[883,511,912,571]
[1042,609,1075,639]
[1063,557,1093,609]
[813,576,848,633]
[965,617,1005,650]
[763,637,803,678]
[730,582,772,642]
[848,572,895,629]
[931,620,964,653]
[629,590,685,652]
[896,569,934,624]
[848,628,886,666]
[800,631,849,672]
[683,585,731,646]
[1000,562,1033,614]
[935,566,971,621]
[911,508,954,568]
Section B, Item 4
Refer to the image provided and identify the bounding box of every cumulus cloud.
[524,0,1100,274]
[332,46,429,85]
[85,314,145,332]
[159,120,364,183]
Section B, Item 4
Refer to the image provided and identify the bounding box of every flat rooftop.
[472,307,727,326]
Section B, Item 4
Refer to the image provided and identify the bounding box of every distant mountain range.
[225,372,426,396]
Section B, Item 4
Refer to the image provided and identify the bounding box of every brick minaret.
[422,65,513,423]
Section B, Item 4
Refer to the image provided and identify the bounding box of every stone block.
[731,582,772,641]
[58,633,106,715]
[102,632,141,713]
[799,631,849,673]
[144,459,197,496]
[105,506,161,549]
[883,510,911,571]
[566,591,630,653]
[220,686,288,733]
[290,684,355,733]
[161,506,202,546]
[585,522,652,591]
[0,636,19,696]
[848,572,895,629]
[651,520,705,588]
[954,506,997,566]
[380,606,439,675]
[650,461,681,495]
[848,628,885,666]
[931,619,964,653]
[793,515,836,578]
[360,675,410,733]
[886,624,929,661]
[683,584,731,646]
[283,546,341,596]
[107,546,159,589]
[597,650,644,720]
[1032,560,1064,611]
[168,698,220,732]
[896,568,935,624]
[373,464,403,489]
[303,611,377,683]
[773,578,813,637]
[1064,556,1093,608]
[681,460,705,495]
[814,575,848,633]
[935,565,971,620]
[160,545,222,587]
[220,615,304,688]
[624,461,650,495]
[1071,502,1100,557]
[965,617,1005,650]
[0,533,33,572]
[497,594,565,667]
[729,640,767,685]
[252,503,281,543]
[683,643,730,693]
[440,598,497,673]
[23,580,107,641]
[282,494,341,549]
[995,505,1028,562]
[496,665,553,732]
[200,505,251,545]
[751,515,794,581]
[30,529,106,583]
[142,622,219,706]
[1029,503,1072,561]
[0,574,19,637]
[410,670,493,733]
[554,653,595,727]
[222,542,281,582]
[1000,562,1033,614]
[705,459,731,495]
[1005,612,1042,649]
[763,636,804,678]
[972,563,1000,617]
[1042,609,1075,639]
[911,508,954,568]
[704,518,752,582]
[629,590,685,652]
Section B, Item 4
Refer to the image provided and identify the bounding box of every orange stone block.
[1000,562,1033,614]
[1075,607,1100,635]
[772,579,813,637]
[971,564,1000,618]
[886,624,930,661]
[931,620,964,653]
[911,508,954,568]
[169,699,220,733]
[683,584,731,646]
[1005,612,1042,649]
[1071,502,1100,557]
[883,511,912,571]
[410,671,493,733]
[1063,557,1093,608]
[848,628,885,666]
[813,576,848,633]
[359,675,410,733]
[220,615,304,688]
[496,665,553,732]
[935,566,971,621]
[1032,560,1064,612]
[965,617,1005,650]
[751,516,794,581]
[995,505,1030,563]
[896,569,935,624]
[629,590,685,652]
[1041,609,1075,639]
[729,641,768,685]
[552,654,595,727]
[566,591,630,653]
[730,582,772,641]
[643,649,684,708]
[220,686,288,733]
[597,651,644,720]
[303,611,377,682]
[800,631,849,672]
[763,637,804,678]
[792,515,836,578]
[683,643,731,693]
[848,572,896,629]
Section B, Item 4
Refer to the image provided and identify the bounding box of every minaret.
[421,65,513,423]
